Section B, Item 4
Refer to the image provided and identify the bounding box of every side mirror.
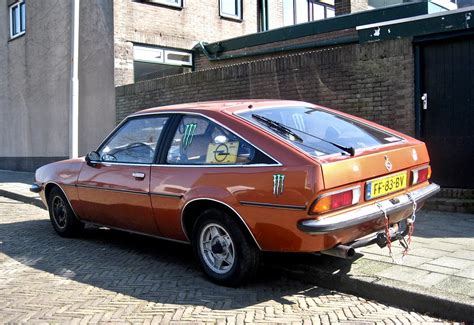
[85,151,100,167]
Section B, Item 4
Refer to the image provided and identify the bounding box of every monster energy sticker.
[273,174,285,196]
[182,123,197,149]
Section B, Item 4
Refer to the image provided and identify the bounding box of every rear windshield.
[237,106,403,157]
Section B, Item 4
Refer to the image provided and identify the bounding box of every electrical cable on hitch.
[376,195,418,264]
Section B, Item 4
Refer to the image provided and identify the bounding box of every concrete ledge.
[425,188,474,213]
[0,157,67,172]
[0,189,45,209]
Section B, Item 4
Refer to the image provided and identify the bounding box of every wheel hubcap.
[199,223,235,274]
[52,196,67,228]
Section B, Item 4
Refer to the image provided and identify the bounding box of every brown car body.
[33,100,439,284]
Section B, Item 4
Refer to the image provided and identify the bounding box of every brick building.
[0,0,467,174]
[116,3,474,189]
[1,0,302,171]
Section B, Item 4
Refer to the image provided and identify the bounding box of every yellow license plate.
[366,171,407,200]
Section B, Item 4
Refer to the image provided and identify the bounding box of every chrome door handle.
[132,172,146,179]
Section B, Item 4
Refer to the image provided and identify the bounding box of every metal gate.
[417,33,474,189]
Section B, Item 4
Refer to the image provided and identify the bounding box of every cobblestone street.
[0,197,453,323]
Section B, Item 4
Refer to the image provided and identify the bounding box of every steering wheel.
[110,142,152,155]
[102,153,117,162]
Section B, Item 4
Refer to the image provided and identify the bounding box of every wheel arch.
[181,198,261,250]
[43,182,79,218]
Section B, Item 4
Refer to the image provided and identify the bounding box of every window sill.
[219,14,243,23]
[9,31,25,42]
[138,0,183,10]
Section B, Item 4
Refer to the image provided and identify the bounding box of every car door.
[76,114,170,235]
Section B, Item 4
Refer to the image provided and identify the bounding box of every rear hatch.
[235,104,430,197]
[320,142,430,190]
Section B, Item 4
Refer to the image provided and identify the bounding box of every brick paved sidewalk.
[0,196,452,323]
[0,169,472,322]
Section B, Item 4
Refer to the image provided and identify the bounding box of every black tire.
[192,208,259,286]
[48,187,84,237]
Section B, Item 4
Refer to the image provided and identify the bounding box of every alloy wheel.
[199,223,235,274]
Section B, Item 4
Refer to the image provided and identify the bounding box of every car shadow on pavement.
[0,218,356,310]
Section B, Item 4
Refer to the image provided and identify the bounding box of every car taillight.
[411,165,431,185]
[310,186,360,214]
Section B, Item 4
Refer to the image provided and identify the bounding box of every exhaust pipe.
[320,222,412,259]
[321,245,356,259]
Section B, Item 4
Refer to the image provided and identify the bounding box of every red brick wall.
[116,38,415,135]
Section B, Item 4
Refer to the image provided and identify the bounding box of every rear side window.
[166,115,276,165]
[237,107,402,157]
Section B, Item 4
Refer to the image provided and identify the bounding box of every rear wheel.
[48,187,84,237]
[192,208,259,286]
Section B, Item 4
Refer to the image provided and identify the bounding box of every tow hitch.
[320,221,411,259]
[321,193,418,262]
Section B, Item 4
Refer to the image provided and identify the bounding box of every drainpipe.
[69,0,80,158]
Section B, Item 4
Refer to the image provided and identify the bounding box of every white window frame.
[134,46,165,64]
[219,0,243,20]
[164,50,193,66]
[283,0,335,26]
[144,0,183,9]
[134,45,192,67]
[9,0,26,40]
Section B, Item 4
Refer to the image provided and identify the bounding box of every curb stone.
[0,189,45,209]
[266,260,473,323]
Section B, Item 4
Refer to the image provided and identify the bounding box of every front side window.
[99,116,169,164]
[166,115,275,165]
[9,1,26,39]
[238,107,403,157]
[220,0,242,20]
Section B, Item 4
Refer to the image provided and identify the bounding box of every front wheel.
[48,187,84,237]
[192,208,259,286]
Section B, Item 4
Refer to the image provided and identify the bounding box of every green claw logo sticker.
[182,123,197,149]
[273,174,285,196]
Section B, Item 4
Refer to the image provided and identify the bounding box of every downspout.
[69,0,80,158]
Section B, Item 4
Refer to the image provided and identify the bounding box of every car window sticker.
[182,123,197,150]
[206,141,239,164]
[292,113,306,132]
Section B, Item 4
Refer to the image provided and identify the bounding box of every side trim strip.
[150,192,183,199]
[85,221,190,245]
[75,184,149,196]
[239,201,307,211]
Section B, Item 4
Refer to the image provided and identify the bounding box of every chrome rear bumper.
[298,183,440,235]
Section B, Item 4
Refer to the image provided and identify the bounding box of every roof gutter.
[195,1,430,61]
[197,35,359,61]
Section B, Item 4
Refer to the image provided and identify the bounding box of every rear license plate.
[366,171,407,200]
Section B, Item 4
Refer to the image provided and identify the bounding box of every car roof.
[131,99,314,116]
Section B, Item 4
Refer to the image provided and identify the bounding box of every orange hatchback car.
[31,100,439,286]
